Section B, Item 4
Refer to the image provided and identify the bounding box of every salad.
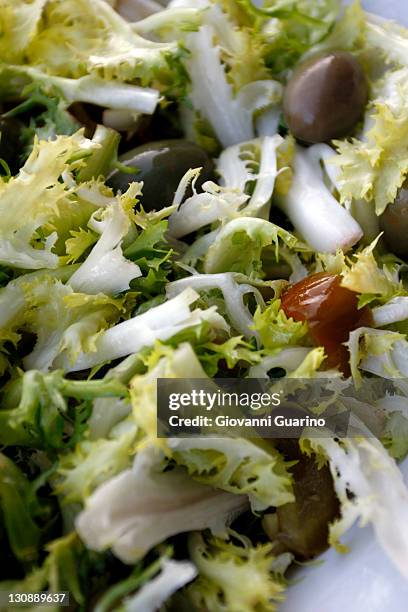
[1,0,408,610]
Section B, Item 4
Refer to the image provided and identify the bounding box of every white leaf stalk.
[276,145,363,253]
[372,297,408,327]
[248,347,313,378]
[70,203,141,295]
[166,272,264,338]
[346,327,408,383]
[168,136,282,240]
[168,182,248,239]
[63,288,228,371]
[185,24,282,147]
[76,445,248,563]
[305,435,408,580]
[124,559,197,612]
[2,65,160,114]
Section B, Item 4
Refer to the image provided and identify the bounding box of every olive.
[0,117,24,174]
[107,139,216,211]
[283,51,368,144]
[263,440,340,559]
[380,181,408,257]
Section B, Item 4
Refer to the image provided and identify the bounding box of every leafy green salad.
[1,0,408,610]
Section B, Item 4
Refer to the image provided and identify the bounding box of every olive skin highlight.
[107,139,215,211]
[283,51,368,144]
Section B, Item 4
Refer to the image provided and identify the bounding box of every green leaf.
[333,64,408,216]
[169,437,294,511]
[63,228,98,265]
[340,239,405,307]
[6,82,80,160]
[187,532,286,612]
[1,532,90,606]
[77,125,121,182]
[124,220,170,261]
[382,411,408,460]
[253,298,309,350]
[25,0,180,88]
[204,218,298,279]
[0,454,42,563]
[0,369,128,449]
[197,336,262,376]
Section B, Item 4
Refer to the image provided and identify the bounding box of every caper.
[107,139,216,211]
[283,51,368,144]
[0,117,24,174]
[380,182,408,257]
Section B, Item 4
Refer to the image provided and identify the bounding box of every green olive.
[0,117,24,174]
[263,440,340,559]
[380,182,408,257]
[283,51,368,144]
[107,139,216,211]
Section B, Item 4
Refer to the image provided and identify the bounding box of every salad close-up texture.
[1,0,408,610]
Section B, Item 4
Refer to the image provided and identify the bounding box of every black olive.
[0,117,24,174]
[380,182,408,257]
[283,51,368,144]
[107,139,216,211]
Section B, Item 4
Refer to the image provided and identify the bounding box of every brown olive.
[283,51,368,144]
[380,182,408,257]
[107,139,216,212]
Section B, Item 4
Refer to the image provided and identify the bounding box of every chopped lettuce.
[259,0,340,74]
[0,0,185,136]
[302,0,365,57]
[252,298,308,350]
[382,409,408,461]
[372,296,408,327]
[168,437,294,511]
[181,3,283,147]
[63,288,228,372]
[203,218,298,278]
[167,273,264,338]
[168,135,284,240]
[75,445,248,563]
[168,179,249,239]
[0,267,76,347]
[248,346,313,378]
[123,558,197,612]
[1,0,408,605]
[365,13,408,69]
[0,64,161,117]
[69,199,142,295]
[0,0,47,63]
[276,144,363,253]
[56,417,139,503]
[0,453,43,564]
[340,238,404,307]
[0,369,127,449]
[26,0,179,86]
[133,6,203,37]
[23,278,126,372]
[333,65,408,216]
[0,131,96,269]
[187,532,286,612]
[301,436,408,579]
[1,532,86,607]
[130,342,208,443]
[346,326,408,383]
